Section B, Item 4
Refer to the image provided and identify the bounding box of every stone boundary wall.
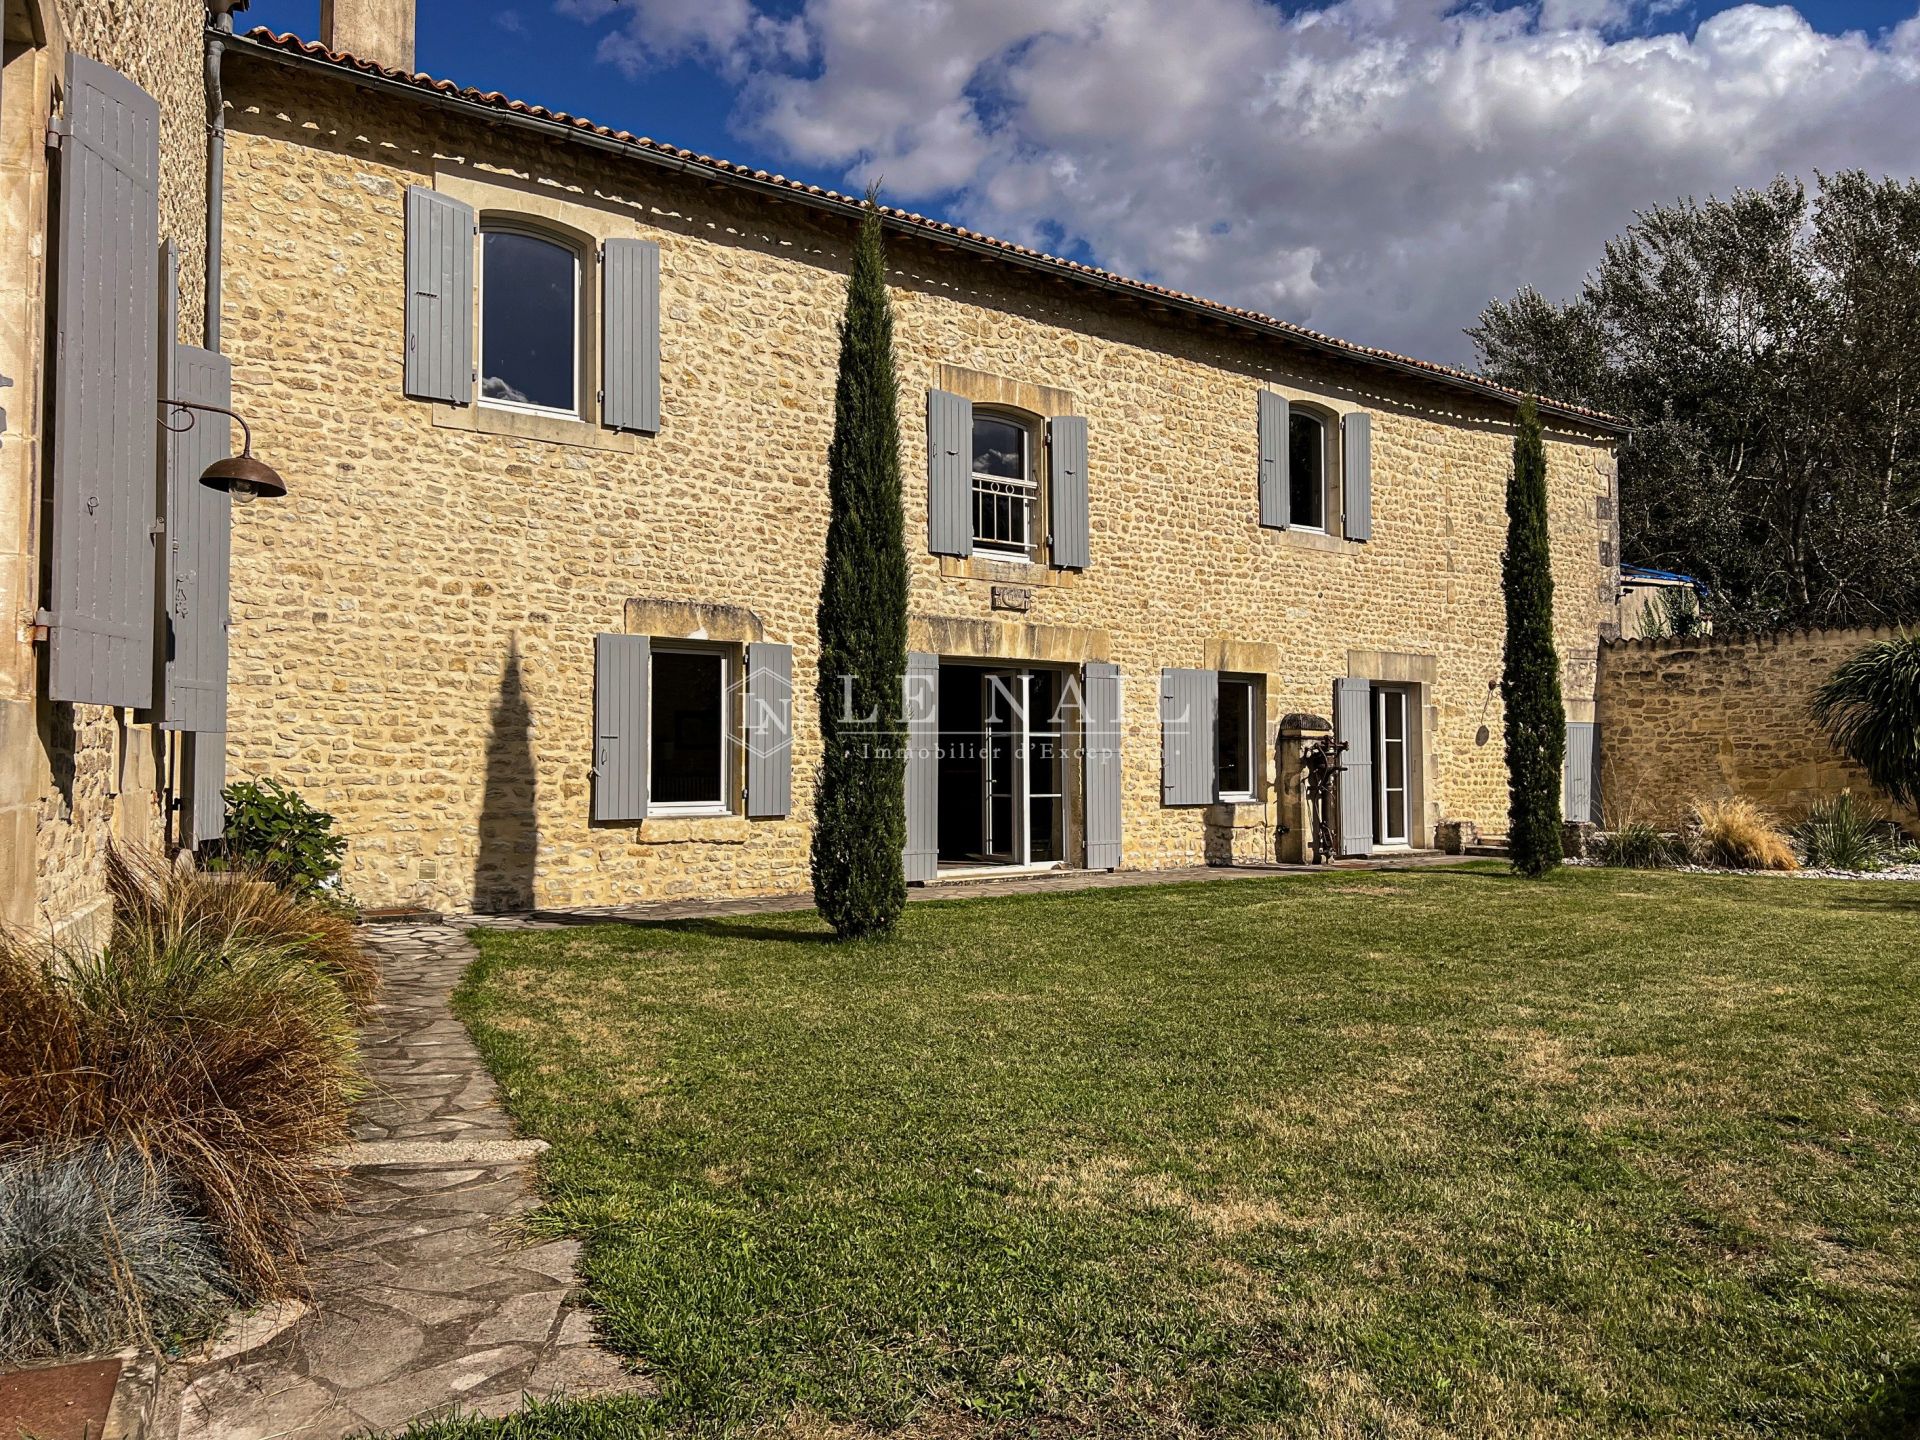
[1594,625,1917,834]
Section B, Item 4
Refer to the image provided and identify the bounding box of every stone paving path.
[165,925,647,1439]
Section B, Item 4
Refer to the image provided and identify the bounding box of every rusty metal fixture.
[1301,734,1348,864]
[162,399,287,502]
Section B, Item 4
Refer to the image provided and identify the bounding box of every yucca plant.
[1812,633,1920,812]
[1793,791,1890,871]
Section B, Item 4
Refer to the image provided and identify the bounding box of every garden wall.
[1595,626,1918,834]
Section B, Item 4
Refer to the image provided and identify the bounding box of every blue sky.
[248,0,1920,362]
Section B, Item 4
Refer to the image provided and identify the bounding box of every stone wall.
[1594,627,1918,833]
[216,57,1619,913]
[2,0,209,934]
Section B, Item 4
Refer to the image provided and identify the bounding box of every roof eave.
[220,30,1629,436]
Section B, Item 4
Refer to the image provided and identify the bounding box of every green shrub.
[1501,398,1566,878]
[0,1142,233,1365]
[0,920,361,1296]
[810,195,909,938]
[218,777,347,899]
[1596,821,1685,869]
[1793,792,1891,872]
[1812,632,1920,812]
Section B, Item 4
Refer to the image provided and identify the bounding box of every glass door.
[1375,687,1409,846]
[981,671,1024,863]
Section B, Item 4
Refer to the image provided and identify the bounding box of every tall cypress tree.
[811,197,909,938]
[1502,398,1566,877]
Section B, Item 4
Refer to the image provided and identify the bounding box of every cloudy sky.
[272,0,1920,365]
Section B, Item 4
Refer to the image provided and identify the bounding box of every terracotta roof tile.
[229,27,1625,432]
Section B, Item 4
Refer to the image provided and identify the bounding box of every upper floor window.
[1290,411,1327,531]
[972,413,1038,560]
[479,227,579,417]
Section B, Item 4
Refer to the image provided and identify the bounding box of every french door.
[979,670,1064,865]
[1374,687,1410,847]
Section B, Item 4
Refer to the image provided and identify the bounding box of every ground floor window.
[937,665,1066,867]
[1216,675,1259,802]
[1374,686,1410,846]
[651,648,729,813]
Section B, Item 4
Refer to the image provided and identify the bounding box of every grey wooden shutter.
[1335,677,1373,855]
[592,633,649,822]
[1048,414,1089,569]
[904,651,940,882]
[1564,721,1597,824]
[158,345,233,732]
[745,642,793,819]
[602,237,660,433]
[46,54,162,707]
[186,729,227,847]
[1160,667,1217,807]
[1342,412,1373,542]
[1258,390,1290,529]
[926,389,972,557]
[404,185,474,405]
[1083,662,1122,870]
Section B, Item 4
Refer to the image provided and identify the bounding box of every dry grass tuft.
[1690,797,1799,871]
[0,908,363,1296]
[107,846,378,1012]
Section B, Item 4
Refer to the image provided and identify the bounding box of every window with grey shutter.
[1564,720,1597,824]
[1335,677,1374,855]
[405,186,474,405]
[187,729,227,848]
[602,237,660,433]
[593,633,649,822]
[1342,412,1373,542]
[1160,667,1218,806]
[927,389,972,557]
[46,54,161,708]
[745,642,793,819]
[1048,414,1089,569]
[904,651,940,881]
[1258,390,1290,529]
[157,344,233,733]
[1083,662,1122,869]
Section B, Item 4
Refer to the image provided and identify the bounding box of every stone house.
[1,0,222,935]
[4,0,1624,927]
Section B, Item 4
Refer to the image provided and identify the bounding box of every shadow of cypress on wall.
[473,634,537,912]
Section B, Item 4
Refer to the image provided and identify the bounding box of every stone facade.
[1,0,210,934]
[1595,627,1918,834]
[211,52,1619,913]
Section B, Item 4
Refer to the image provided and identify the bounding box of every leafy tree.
[1811,633,1920,811]
[811,197,909,938]
[1471,172,1920,630]
[1503,398,1565,876]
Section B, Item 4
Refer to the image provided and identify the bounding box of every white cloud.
[566,0,1920,363]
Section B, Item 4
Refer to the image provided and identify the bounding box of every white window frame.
[647,643,733,818]
[970,412,1039,563]
[1216,674,1260,804]
[477,222,583,421]
[1290,410,1329,534]
[1374,685,1411,848]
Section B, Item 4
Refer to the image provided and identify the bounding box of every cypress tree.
[1502,397,1566,877]
[811,197,909,938]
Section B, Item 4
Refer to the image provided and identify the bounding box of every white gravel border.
[1569,858,1920,881]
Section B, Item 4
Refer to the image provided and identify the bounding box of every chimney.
[319,0,415,72]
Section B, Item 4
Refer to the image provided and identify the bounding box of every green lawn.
[414,867,1920,1438]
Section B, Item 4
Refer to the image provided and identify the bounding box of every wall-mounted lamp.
[162,400,288,503]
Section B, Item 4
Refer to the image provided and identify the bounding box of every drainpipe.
[204,0,247,351]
